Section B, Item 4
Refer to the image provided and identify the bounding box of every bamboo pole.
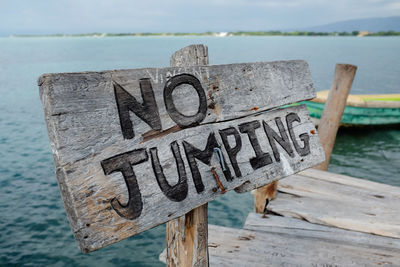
[166,44,209,267]
[314,64,357,170]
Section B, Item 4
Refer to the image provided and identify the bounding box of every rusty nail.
[210,167,226,194]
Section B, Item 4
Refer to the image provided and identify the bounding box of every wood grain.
[39,60,314,167]
[314,64,357,170]
[252,64,356,216]
[269,168,400,238]
[39,58,322,252]
[166,44,209,267]
[253,181,277,213]
[161,215,400,266]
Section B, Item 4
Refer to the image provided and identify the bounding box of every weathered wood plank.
[166,44,209,267]
[39,60,315,166]
[40,101,323,252]
[268,169,400,238]
[244,213,400,250]
[207,223,400,266]
[253,64,357,213]
[39,57,323,253]
[160,219,400,266]
[300,168,400,197]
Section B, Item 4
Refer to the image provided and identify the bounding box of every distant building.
[215,32,228,37]
[357,31,370,37]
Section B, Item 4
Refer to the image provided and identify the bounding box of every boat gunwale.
[312,90,400,108]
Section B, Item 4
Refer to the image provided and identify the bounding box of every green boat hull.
[300,101,400,126]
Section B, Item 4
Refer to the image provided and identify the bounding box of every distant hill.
[300,16,400,33]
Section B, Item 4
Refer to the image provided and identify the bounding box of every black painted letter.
[114,79,161,139]
[263,118,294,162]
[183,133,232,193]
[101,149,148,220]
[286,113,311,156]
[150,141,188,202]
[219,127,242,177]
[239,120,273,170]
[164,74,207,128]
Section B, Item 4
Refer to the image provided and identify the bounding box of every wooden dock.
[161,169,400,266]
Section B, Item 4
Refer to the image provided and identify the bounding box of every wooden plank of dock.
[161,169,400,265]
[207,215,400,266]
[269,168,400,238]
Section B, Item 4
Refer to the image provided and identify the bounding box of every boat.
[299,90,400,126]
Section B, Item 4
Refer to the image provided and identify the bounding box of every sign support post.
[166,44,210,267]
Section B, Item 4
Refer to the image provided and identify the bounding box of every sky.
[0,0,399,35]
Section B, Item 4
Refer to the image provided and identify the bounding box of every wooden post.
[166,44,209,267]
[314,64,357,170]
[254,181,278,213]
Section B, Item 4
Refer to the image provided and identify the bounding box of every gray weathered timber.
[160,170,400,266]
[160,219,400,266]
[166,44,209,267]
[39,100,323,252]
[243,213,400,266]
[39,57,323,253]
[39,60,314,166]
[209,214,400,266]
[251,64,357,212]
[244,213,400,250]
[269,168,400,238]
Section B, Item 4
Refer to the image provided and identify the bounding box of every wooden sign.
[39,60,324,253]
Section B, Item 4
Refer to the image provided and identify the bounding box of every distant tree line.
[13,31,400,38]
[365,31,400,36]
[227,31,400,36]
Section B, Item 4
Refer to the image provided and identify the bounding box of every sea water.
[0,36,399,266]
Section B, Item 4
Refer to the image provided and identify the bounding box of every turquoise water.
[0,36,399,266]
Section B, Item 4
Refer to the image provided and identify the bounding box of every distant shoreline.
[8,30,400,38]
